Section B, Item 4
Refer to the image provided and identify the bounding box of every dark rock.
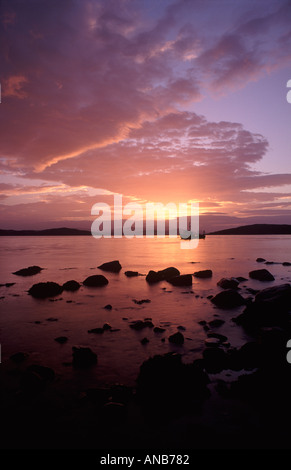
[103,323,112,330]
[211,289,246,309]
[28,282,63,298]
[54,336,68,344]
[256,258,266,263]
[198,320,207,326]
[88,327,104,334]
[20,371,44,393]
[202,347,227,373]
[168,331,184,345]
[130,320,154,330]
[217,278,239,289]
[104,304,112,310]
[236,276,248,282]
[125,271,139,277]
[13,265,43,276]
[4,283,15,287]
[133,299,151,304]
[72,346,97,368]
[208,319,225,328]
[153,326,166,333]
[249,269,275,281]
[167,274,192,286]
[204,337,221,347]
[27,364,55,382]
[177,325,186,331]
[141,337,149,345]
[207,332,228,343]
[98,260,122,272]
[83,275,108,287]
[46,317,58,321]
[193,269,212,279]
[282,262,291,266]
[10,352,28,363]
[62,280,81,291]
[146,267,180,283]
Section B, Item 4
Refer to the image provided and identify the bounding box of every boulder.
[98,260,122,272]
[83,275,108,287]
[62,280,81,291]
[193,269,212,279]
[217,278,239,289]
[168,331,184,345]
[13,265,43,276]
[124,271,139,277]
[72,347,97,368]
[28,282,63,298]
[167,274,192,286]
[211,289,246,309]
[249,269,275,281]
[146,267,180,283]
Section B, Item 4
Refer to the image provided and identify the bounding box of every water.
[0,235,291,389]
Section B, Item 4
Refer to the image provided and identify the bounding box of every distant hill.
[0,227,91,236]
[208,224,291,235]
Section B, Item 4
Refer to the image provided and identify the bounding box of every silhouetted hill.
[208,224,291,235]
[0,227,91,236]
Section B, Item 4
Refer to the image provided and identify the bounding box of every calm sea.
[0,235,291,388]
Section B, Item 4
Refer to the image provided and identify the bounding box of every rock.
[208,319,225,328]
[130,320,154,330]
[46,317,58,321]
[62,280,81,291]
[153,326,166,333]
[88,327,104,334]
[207,332,228,343]
[27,364,55,382]
[28,282,63,298]
[202,347,227,373]
[168,331,184,345]
[146,267,180,283]
[72,347,97,368]
[211,289,246,309]
[104,304,112,310]
[20,370,44,393]
[125,271,139,277]
[249,269,275,281]
[255,283,291,307]
[102,402,126,421]
[54,336,68,344]
[10,352,29,363]
[83,275,108,287]
[256,258,266,263]
[177,325,186,331]
[193,270,212,279]
[204,337,221,347]
[13,266,43,276]
[133,299,151,304]
[282,262,291,266]
[141,337,149,345]
[102,323,112,330]
[98,260,122,272]
[236,276,248,282]
[217,278,239,289]
[167,274,192,286]
[0,282,16,287]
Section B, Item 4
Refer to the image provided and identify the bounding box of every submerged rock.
[54,336,68,344]
[193,269,212,279]
[167,274,192,286]
[62,280,81,291]
[83,275,108,287]
[72,346,97,368]
[130,320,154,330]
[98,260,122,272]
[211,289,246,309]
[125,271,140,277]
[217,278,239,289]
[13,265,43,276]
[133,299,151,304]
[146,267,180,283]
[28,282,63,298]
[249,269,275,281]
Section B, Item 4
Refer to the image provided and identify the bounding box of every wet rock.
[104,304,112,310]
[54,336,68,344]
[208,319,225,328]
[282,261,291,266]
[13,266,43,276]
[167,274,192,286]
[177,325,186,331]
[207,332,228,343]
[204,337,221,347]
[236,276,248,282]
[256,258,266,263]
[103,322,112,331]
[193,269,212,279]
[202,347,227,373]
[168,331,184,345]
[125,271,139,277]
[28,282,63,298]
[62,280,81,291]
[133,299,151,304]
[217,278,239,289]
[88,327,104,334]
[72,346,97,368]
[10,352,29,363]
[83,275,108,287]
[211,289,246,309]
[27,364,55,382]
[146,267,180,283]
[153,326,166,333]
[46,317,58,321]
[141,337,149,345]
[98,260,122,272]
[130,320,154,330]
[249,269,275,281]
[0,282,16,287]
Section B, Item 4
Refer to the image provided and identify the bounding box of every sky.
[0,0,291,232]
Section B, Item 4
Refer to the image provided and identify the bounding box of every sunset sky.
[1,0,291,232]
